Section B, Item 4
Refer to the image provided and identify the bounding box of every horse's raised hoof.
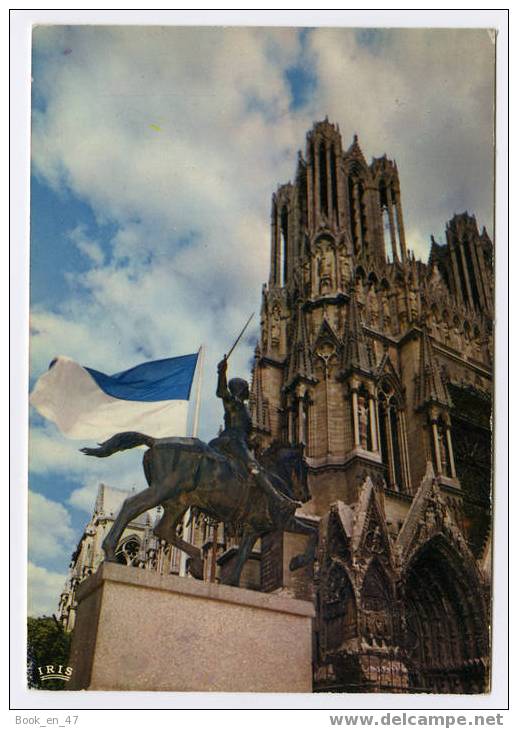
[186,557,204,580]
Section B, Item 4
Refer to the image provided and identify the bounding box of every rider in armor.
[209,356,300,519]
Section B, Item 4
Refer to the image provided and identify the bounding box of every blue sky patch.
[285,29,317,111]
[30,175,118,308]
[355,28,390,55]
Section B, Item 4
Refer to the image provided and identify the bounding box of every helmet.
[229,377,249,400]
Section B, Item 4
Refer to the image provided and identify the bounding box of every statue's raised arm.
[216,356,231,400]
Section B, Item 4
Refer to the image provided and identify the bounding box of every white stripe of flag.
[30,353,199,440]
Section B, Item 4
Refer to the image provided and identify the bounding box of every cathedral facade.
[249,119,492,693]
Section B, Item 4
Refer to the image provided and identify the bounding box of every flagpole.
[181,345,204,578]
[192,345,204,438]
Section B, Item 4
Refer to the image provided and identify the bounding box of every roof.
[95,483,154,526]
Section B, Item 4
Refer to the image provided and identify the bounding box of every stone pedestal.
[68,562,314,692]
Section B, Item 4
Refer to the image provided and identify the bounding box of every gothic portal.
[249,119,492,693]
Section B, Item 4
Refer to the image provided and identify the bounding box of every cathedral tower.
[251,120,493,693]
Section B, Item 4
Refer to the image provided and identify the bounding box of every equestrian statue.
[81,322,318,587]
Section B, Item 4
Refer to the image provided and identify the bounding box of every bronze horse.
[81,431,317,586]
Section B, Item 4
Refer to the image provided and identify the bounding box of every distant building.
[58,484,168,631]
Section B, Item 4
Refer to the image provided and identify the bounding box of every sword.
[225,312,254,360]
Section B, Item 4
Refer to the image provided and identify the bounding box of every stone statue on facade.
[366,285,379,327]
[381,293,391,331]
[355,277,366,307]
[270,304,281,347]
[339,250,351,289]
[408,289,419,322]
[318,245,334,295]
[358,394,369,449]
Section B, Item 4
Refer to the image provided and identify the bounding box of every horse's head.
[259,441,310,502]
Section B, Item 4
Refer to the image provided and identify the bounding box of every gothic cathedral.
[249,119,492,693]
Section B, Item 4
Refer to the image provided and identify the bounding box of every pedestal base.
[68,562,314,692]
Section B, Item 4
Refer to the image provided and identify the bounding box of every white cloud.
[28,562,67,617]
[28,25,495,492]
[29,421,145,511]
[67,479,134,514]
[67,480,105,514]
[68,225,105,266]
[28,491,75,562]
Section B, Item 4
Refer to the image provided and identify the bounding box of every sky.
[27,25,495,616]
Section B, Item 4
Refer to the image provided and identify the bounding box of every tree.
[27,616,72,690]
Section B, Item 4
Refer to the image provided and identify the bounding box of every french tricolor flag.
[30,352,200,440]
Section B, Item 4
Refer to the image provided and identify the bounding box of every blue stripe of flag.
[85,352,198,402]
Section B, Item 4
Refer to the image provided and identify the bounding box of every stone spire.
[427,234,441,266]
[341,287,372,376]
[286,303,315,387]
[94,483,105,516]
[415,327,451,409]
[344,133,368,168]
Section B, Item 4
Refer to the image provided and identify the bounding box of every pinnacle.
[286,303,314,385]
[341,289,372,376]
[416,327,451,409]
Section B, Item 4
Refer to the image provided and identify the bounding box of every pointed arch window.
[357,384,373,451]
[319,141,328,218]
[330,146,339,225]
[359,179,368,244]
[298,168,308,235]
[382,207,393,262]
[272,200,278,284]
[377,380,409,491]
[437,418,452,476]
[430,415,455,479]
[115,536,141,566]
[454,244,470,303]
[280,206,289,286]
[378,392,390,466]
[362,560,391,612]
[348,175,360,254]
[463,236,481,310]
[324,564,357,649]
[379,178,401,263]
[361,560,394,648]
[302,394,311,447]
[348,167,368,255]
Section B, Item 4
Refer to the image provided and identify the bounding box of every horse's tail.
[80,431,156,458]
